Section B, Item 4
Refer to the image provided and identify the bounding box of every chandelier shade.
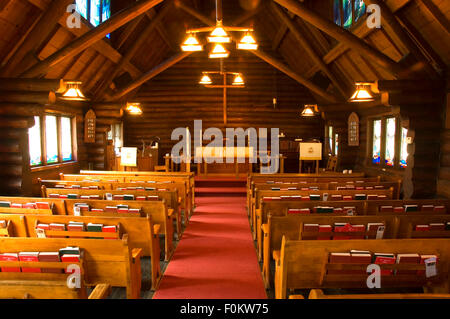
[60,81,87,101]
[349,82,375,102]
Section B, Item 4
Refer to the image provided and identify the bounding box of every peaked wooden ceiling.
[0,0,448,107]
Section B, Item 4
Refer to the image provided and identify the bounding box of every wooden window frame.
[29,113,76,168]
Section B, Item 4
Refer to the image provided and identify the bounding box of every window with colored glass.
[61,117,73,161]
[385,117,396,166]
[75,0,110,35]
[372,119,381,164]
[45,115,59,164]
[400,127,408,168]
[334,134,339,156]
[333,0,366,29]
[328,126,333,154]
[28,116,42,166]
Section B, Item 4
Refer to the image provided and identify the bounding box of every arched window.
[333,0,366,29]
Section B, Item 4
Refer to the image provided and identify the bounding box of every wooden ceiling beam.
[145,6,177,52]
[0,0,74,77]
[417,0,450,35]
[96,2,172,99]
[176,1,337,103]
[115,15,146,50]
[271,3,347,99]
[108,52,192,101]
[364,0,439,78]
[20,0,164,78]
[273,0,404,77]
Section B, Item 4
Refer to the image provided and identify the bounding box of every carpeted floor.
[153,195,267,299]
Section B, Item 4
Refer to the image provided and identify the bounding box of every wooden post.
[223,73,227,125]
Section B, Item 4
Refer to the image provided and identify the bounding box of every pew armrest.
[88,283,111,299]
[153,224,161,235]
[261,223,269,235]
[273,250,280,262]
[132,248,143,260]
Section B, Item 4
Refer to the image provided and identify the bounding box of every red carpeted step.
[195,187,247,197]
[153,196,267,299]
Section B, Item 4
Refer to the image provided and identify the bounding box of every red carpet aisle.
[153,194,267,299]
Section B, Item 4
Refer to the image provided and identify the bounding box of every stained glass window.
[400,127,408,168]
[75,0,110,32]
[28,116,42,166]
[61,117,73,161]
[333,0,366,29]
[90,0,100,26]
[334,134,339,156]
[385,118,396,166]
[372,119,381,164]
[328,126,333,154]
[75,0,87,19]
[45,115,59,164]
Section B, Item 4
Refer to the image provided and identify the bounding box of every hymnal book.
[393,206,404,213]
[343,207,356,215]
[421,205,434,211]
[288,208,310,214]
[334,223,353,240]
[415,224,430,231]
[271,187,280,191]
[355,194,367,200]
[89,195,100,200]
[105,206,118,213]
[67,222,84,238]
[433,206,446,213]
[102,225,117,239]
[71,185,81,189]
[266,181,274,184]
[355,186,364,190]
[309,194,320,201]
[333,207,343,214]
[328,252,352,274]
[145,187,156,191]
[367,194,378,200]
[58,195,68,199]
[48,194,60,198]
[365,186,374,190]
[38,252,61,273]
[87,223,103,232]
[290,195,302,201]
[429,223,445,231]
[404,204,418,212]
[59,246,80,257]
[35,223,49,238]
[117,208,129,213]
[60,254,81,273]
[343,195,352,201]
[446,222,450,230]
[147,196,159,201]
[49,223,65,238]
[346,185,356,190]
[373,253,396,275]
[377,195,387,199]
[303,224,319,232]
[129,208,140,214]
[55,184,65,188]
[380,206,393,213]
[300,196,310,201]
[318,225,332,240]
[81,187,90,190]
[331,195,342,201]
[89,186,99,190]
[67,194,78,199]
[0,201,11,207]
[18,252,41,273]
[80,195,90,199]
[396,253,420,275]
[316,206,333,214]
[374,185,384,189]
[350,252,372,274]
[418,255,438,276]
[117,204,128,209]
[336,187,346,191]
[105,193,113,200]
[136,196,146,201]
[287,187,297,190]
[280,196,291,201]
[367,223,385,239]
[36,202,51,209]
[24,202,37,209]
[0,253,20,272]
[91,208,104,212]
[112,195,124,200]
[74,203,89,212]
[11,203,23,208]
[123,194,135,200]
[300,187,309,191]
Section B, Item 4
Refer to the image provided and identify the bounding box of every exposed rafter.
[274,0,406,77]
[21,0,164,78]
[271,2,347,99]
[417,0,450,34]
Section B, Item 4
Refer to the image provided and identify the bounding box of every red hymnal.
[421,205,434,211]
[102,225,117,239]
[318,225,332,240]
[288,208,310,214]
[147,196,159,201]
[49,223,65,238]
[24,203,37,209]
[434,206,446,213]
[380,206,393,213]
[393,206,404,213]
[38,252,61,273]
[19,252,41,273]
[367,223,384,239]
[0,253,20,272]
[11,203,23,208]
[328,252,352,274]
[350,252,372,274]
[429,223,445,231]
[373,253,396,276]
[396,253,420,275]
[61,254,81,274]
[136,196,146,201]
[343,195,352,201]
[367,194,378,200]
[377,195,387,199]
[36,202,50,209]
[331,195,342,201]
[91,208,104,212]
[415,225,430,231]
[129,208,140,214]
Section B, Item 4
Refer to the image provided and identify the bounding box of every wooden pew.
[0,196,66,215]
[0,236,143,298]
[39,178,192,222]
[0,254,111,299]
[0,214,28,237]
[307,289,450,299]
[22,213,162,290]
[274,238,450,299]
[366,199,450,215]
[256,200,367,261]
[41,186,182,239]
[261,214,397,288]
[64,198,174,262]
[252,188,393,242]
